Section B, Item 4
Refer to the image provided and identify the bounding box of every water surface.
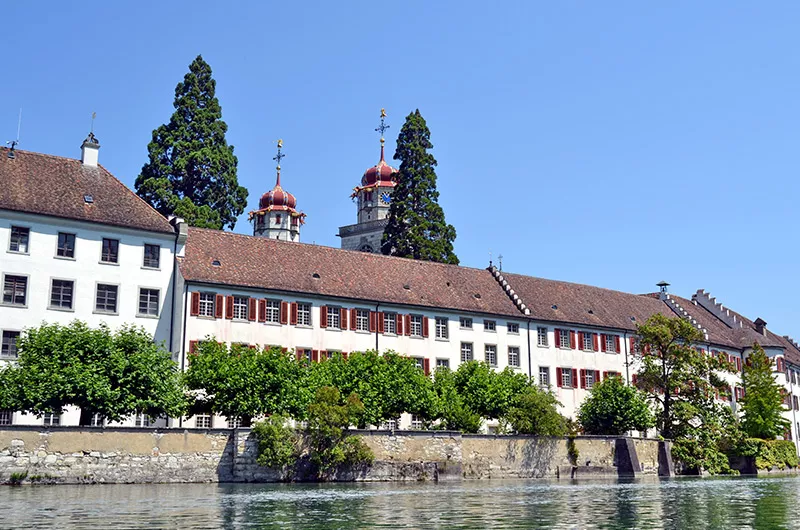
[1,476,797,529]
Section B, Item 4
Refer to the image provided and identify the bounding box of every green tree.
[740,343,789,439]
[184,342,312,421]
[381,110,458,264]
[431,367,482,432]
[578,376,654,435]
[0,322,185,422]
[452,361,529,420]
[252,415,298,469]
[506,386,567,436]
[135,55,247,230]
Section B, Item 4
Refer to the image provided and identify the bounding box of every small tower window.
[275,214,282,226]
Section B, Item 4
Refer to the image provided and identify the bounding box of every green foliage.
[0,322,185,422]
[431,367,482,432]
[8,471,27,485]
[578,376,654,435]
[381,109,458,264]
[506,386,567,436]
[566,436,579,466]
[135,55,247,230]
[673,437,738,476]
[452,362,529,420]
[735,438,799,470]
[184,342,312,421]
[306,387,374,476]
[740,343,790,439]
[252,415,298,468]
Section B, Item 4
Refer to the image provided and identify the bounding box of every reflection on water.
[0,476,798,529]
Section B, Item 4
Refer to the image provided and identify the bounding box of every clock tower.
[337,109,398,253]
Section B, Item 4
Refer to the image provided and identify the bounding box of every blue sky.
[2,2,799,338]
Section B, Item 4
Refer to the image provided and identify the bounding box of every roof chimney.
[754,318,767,337]
[81,132,100,166]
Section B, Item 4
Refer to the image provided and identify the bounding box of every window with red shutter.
[312,350,319,363]
[189,340,198,354]
[404,315,411,336]
[593,333,599,352]
[556,367,563,387]
[279,302,287,324]
[350,309,357,330]
[215,294,224,319]
[629,337,636,354]
[422,317,429,338]
[572,368,578,386]
[248,298,257,321]
[290,303,298,325]
[423,358,431,376]
[615,336,621,353]
[377,312,385,333]
[632,374,638,385]
[369,311,377,333]
[258,299,266,322]
[320,306,328,328]
[396,314,403,335]
[342,351,349,360]
[595,370,601,384]
[578,332,584,350]
[190,292,200,316]
[554,329,561,348]
[580,369,586,389]
[225,296,234,319]
[340,308,348,330]
[600,334,607,352]
[569,331,576,349]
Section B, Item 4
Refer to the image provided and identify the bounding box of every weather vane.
[375,108,389,144]
[90,112,97,133]
[273,139,285,169]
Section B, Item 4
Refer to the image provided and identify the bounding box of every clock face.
[380,192,392,204]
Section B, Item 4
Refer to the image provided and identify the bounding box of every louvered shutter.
[556,367,563,387]
[569,331,576,349]
[342,351,349,360]
[396,314,403,335]
[423,358,431,376]
[580,369,586,389]
[572,368,578,387]
[190,292,200,316]
[736,357,742,371]
[632,374,638,386]
[290,303,298,325]
[603,371,608,381]
[320,350,327,362]
[320,306,328,328]
[296,349,303,361]
[593,333,599,352]
[595,370,601,383]
[280,302,288,324]
[614,336,621,353]
[312,350,319,363]
[248,298,257,321]
[214,294,224,319]
[629,337,636,354]
[189,340,198,354]
[422,317,429,337]
[377,312,385,333]
[258,299,266,322]
[554,329,561,348]
[578,332,584,350]
[350,309,357,330]
[225,296,234,319]
[404,315,411,336]
[340,308,348,330]
[369,311,377,332]
[601,334,607,352]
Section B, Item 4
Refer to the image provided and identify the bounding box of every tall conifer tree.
[135,55,247,230]
[740,343,789,439]
[381,110,458,264]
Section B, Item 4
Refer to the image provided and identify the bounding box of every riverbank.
[0,426,674,484]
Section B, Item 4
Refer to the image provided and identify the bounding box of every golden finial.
[380,108,386,118]
[277,139,283,149]
[375,109,389,145]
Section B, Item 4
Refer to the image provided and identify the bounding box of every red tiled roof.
[180,228,524,317]
[0,148,174,234]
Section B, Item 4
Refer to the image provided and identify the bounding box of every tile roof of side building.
[180,227,524,318]
[0,148,174,234]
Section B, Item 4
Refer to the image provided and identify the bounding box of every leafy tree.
[184,342,312,421]
[740,343,789,439]
[578,376,654,435]
[452,361,529,420]
[0,322,185,422]
[431,367,482,433]
[135,55,247,230]
[506,386,567,436]
[252,415,298,468]
[381,110,458,264]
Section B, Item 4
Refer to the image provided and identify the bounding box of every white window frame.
[410,314,423,337]
[585,370,595,389]
[384,312,397,334]
[49,278,75,311]
[198,292,215,317]
[539,366,550,386]
[0,410,12,426]
[327,306,341,329]
[94,283,119,314]
[8,226,30,254]
[460,342,473,362]
[484,320,496,332]
[582,332,594,351]
[605,334,617,353]
[561,368,573,388]
[436,358,450,370]
[508,346,520,368]
[195,414,212,429]
[459,317,473,329]
[355,309,370,331]
[138,287,160,317]
[507,322,520,334]
[297,303,312,326]
[559,329,571,349]
[43,412,61,426]
[232,296,248,320]
[485,344,497,366]
[537,326,548,347]
[143,243,161,269]
[410,415,423,430]
[265,299,281,323]
[435,317,449,339]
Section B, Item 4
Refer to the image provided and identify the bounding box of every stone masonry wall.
[0,427,662,484]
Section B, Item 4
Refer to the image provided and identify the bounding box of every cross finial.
[498,254,504,271]
[375,108,390,144]
[273,139,285,187]
[90,112,96,134]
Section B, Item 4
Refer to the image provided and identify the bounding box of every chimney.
[754,318,767,337]
[81,132,100,166]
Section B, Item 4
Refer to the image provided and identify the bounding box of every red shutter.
[258,299,266,322]
[342,351,349,360]
[578,332,584,350]
[423,358,431,376]
[615,336,621,354]
[340,308,348,330]
[296,349,303,361]
[556,367,563,387]
[189,340,198,353]
[280,301,288,324]
[593,333,599,352]
[572,368,578,387]
[320,350,327,361]
[190,292,200,316]
[369,312,377,332]
[377,312,385,333]
[214,294,224,319]
[580,369,586,389]
[569,331,576,350]
[404,315,411,336]
[736,357,742,371]
[350,309,357,330]
[629,337,635,354]
[248,298,257,321]
[603,371,608,381]
[595,370,601,383]
[422,317,429,337]
[600,334,607,352]
[554,329,561,348]
[320,306,328,328]
[396,314,403,335]
[290,303,298,325]
[632,374,638,385]
[225,296,234,319]
[312,350,319,363]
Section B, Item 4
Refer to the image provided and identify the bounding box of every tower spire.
[375,108,389,162]
[273,139,285,187]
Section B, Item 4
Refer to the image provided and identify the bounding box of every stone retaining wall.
[0,427,664,484]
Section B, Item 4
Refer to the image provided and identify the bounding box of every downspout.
[168,233,179,356]
[178,282,189,429]
[526,320,532,380]
[375,303,380,352]
[623,330,630,385]
[789,364,799,458]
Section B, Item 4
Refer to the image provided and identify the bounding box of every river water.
[0,476,798,529]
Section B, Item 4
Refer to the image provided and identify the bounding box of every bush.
[506,386,566,436]
[735,438,799,470]
[252,415,298,468]
[577,376,654,435]
[673,437,738,475]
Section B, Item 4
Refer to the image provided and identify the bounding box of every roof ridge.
[501,270,661,299]
[1,147,84,164]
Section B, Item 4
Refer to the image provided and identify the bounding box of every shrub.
[506,386,567,436]
[735,438,799,470]
[577,376,654,435]
[252,415,298,468]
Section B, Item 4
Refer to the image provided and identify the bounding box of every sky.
[2,2,799,338]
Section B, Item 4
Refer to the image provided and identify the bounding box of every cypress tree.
[740,343,790,439]
[381,110,458,264]
[135,55,248,230]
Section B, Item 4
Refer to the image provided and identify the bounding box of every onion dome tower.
[249,139,306,242]
[337,109,398,253]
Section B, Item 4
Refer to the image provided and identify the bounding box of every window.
[43,412,60,426]
[381,418,399,431]
[56,232,76,258]
[199,293,215,317]
[9,226,29,253]
[485,345,497,366]
[229,417,250,428]
[89,413,104,427]
[384,312,396,334]
[95,284,118,313]
[297,303,311,326]
[135,413,152,427]
[1,331,20,358]
[585,370,595,389]
[561,368,573,388]
[143,244,160,268]
[539,366,550,386]
[435,317,449,339]
[508,346,520,368]
[484,320,496,332]
[460,317,473,329]
[537,327,548,346]
[195,414,212,429]
[411,415,423,430]
[411,357,424,369]
[327,306,341,329]
[49,279,74,309]
[794,371,798,385]
[297,348,313,362]
[460,342,473,362]
[3,274,27,306]
[138,288,160,316]
[410,315,423,337]
[355,309,370,331]
[101,238,119,263]
[232,296,248,320]
[632,338,641,356]
[274,214,282,226]
[794,396,799,411]
[0,410,11,426]
[265,299,281,323]
[605,334,617,353]
[436,358,450,370]
[582,332,594,351]
[508,322,520,334]
[559,330,571,349]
